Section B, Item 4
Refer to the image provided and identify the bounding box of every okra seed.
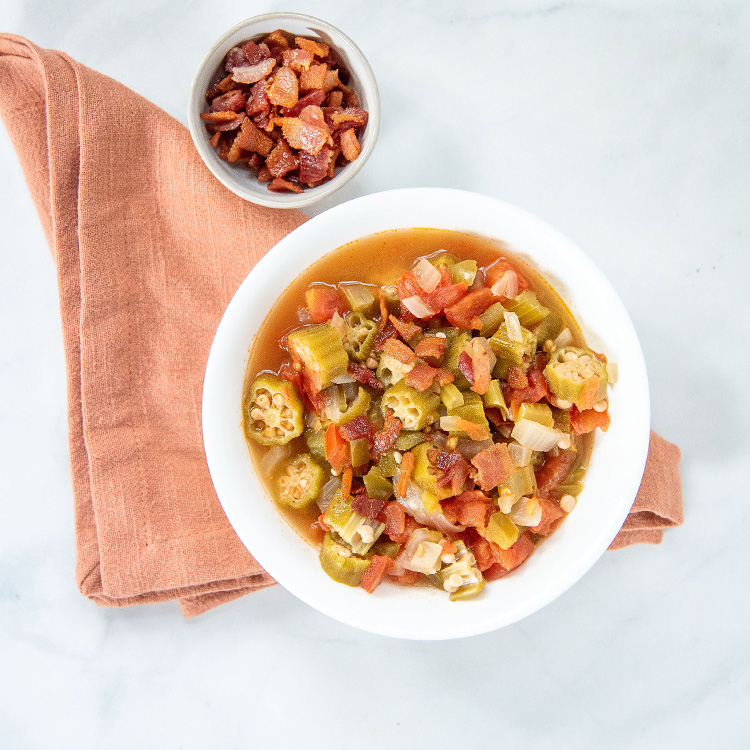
[250,407,264,420]
[563,351,578,362]
[593,399,608,412]
[560,494,577,513]
[272,393,284,406]
[393,451,402,465]
[557,434,572,450]
[256,394,270,409]
[555,398,573,410]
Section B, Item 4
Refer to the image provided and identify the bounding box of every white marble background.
[1,0,748,747]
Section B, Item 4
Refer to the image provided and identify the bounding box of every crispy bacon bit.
[200,109,242,123]
[414,336,445,361]
[348,362,384,390]
[535,449,577,494]
[235,118,273,156]
[405,364,439,391]
[388,315,421,342]
[266,138,299,177]
[485,408,512,430]
[470,338,492,395]
[206,73,235,100]
[263,30,290,50]
[529,498,565,536]
[434,368,454,386]
[268,176,303,193]
[374,325,399,350]
[444,289,497,329]
[330,107,369,131]
[434,451,472,494]
[242,41,271,65]
[395,450,415,499]
[458,351,474,385]
[340,128,361,161]
[471,443,514,491]
[507,366,529,389]
[282,47,314,73]
[281,89,326,117]
[295,36,330,58]
[507,358,548,416]
[338,415,374,442]
[361,555,394,593]
[323,68,341,92]
[299,63,328,91]
[382,338,417,364]
[209,90,247,113]
[232,58,276,84]
[373,413,402,458]
[341,466,353,501]
[298,146,333,185]
[208,131,221,148]
[328,90,344,107]
[224,46,247,71]
[384,502,407,542]
[352,495,387,520]
[278,117,329,154]
[267,66,299,108]
[257,166,272,182]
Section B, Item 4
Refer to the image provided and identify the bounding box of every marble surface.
[1,0,749,747]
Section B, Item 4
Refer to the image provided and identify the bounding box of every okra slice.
[304,428,328,464]
[377,449,399,478]
[287,323,348,392]
[339,283,377,316]
[319,532,371,587]
[555,464,587,498]
[533,310,563,347]
[343,312,378,362]
[429,252,459,269]
[394,430,426,452]
[479,301,507,338]
[450,259,478,286]
[482,379,510,419]
[243,373,304,446]
[440,382,465,410]
[504,291,550,328]
[544,346,607,406]
[348,437,371,468]
[363,465,394,499]
[442,329,472,388]
[489,321,537,368]
[449,580,485,601]
[331,386,371,426]
[381,381,440,431]
[376,353,415,386]
[497,466,537,511]
[276,453,325,510]
[445,391,490,438]
[412,442,452,510]
[485,512,520,550]
[323,490,384,554]
[516,402,554,428]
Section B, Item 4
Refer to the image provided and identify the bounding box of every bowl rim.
[202,188,650,639]
[187,11,380,209]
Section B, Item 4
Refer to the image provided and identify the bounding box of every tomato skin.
[570,407,611,435]
[324,424,349,474]
[305,285,347,323]
[494,533,535,571]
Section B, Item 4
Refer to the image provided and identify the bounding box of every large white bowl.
[202,188,650,639]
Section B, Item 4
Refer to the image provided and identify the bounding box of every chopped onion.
[259,444,292,475]
[329,311,347,338]
[318,477,341,513]
[511,419,563,451]
[553,327,573,349]
[504,311,523,342]
[402,295,437,319]
[396,479,464,534]
[331,373,356,384]
[439,416,463,433]
[510,497,543,527]
[490,270,518,299]
[606,362,619,384]
[412,258,441,294]
[508,441,533,467]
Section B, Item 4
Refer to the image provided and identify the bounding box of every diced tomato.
[483,562,511,581]
[529,497,565,536]
[305,284,347,323]
[361,555,394,593]
[382,338,417,364]
[377,294,389,330]
[341,466,353,501]
[441,491,491,527]
[425,282,468,311]
[384,502,406,541]
[485,259,530,293]
[444,288,497,329]
[338,415,374,442]
[570,406,610,435]
[470,443,514,491]
[388,568,422,585]
[324,424,349,474]
[535,449,577,493]
[494,533,535,571]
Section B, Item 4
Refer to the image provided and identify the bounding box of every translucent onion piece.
[510,497,543,527]
[329,311,347,338]
[606,362,619,384]
[259,444,292,476]
[412,258,441,294]
[395,479,465,534]
[554,327,573,349]
[439,416,463,432]
[318,476,341,513]
[504,311,523,342]
[508,441,533,467]
[511,419,563,451]
[331,373,356,384]
[402,295,437,319]
[490,270,518,299]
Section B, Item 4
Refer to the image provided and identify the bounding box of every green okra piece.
[450,259,478,286]
[332,387,371,426]
[497,465,537,505]
[368,539,401,560]
[440,382,464,410]
[482,379,510,419]
[377,449,399,478]
[287,324,348,392]
[394,430,425,451]
[376,353,414,387]
[323,490,384,555]
[441,329,472,389]
[363,465,394,499]
[504,291,550,328]
[304,428,328,464]
[319,532,371,587]
[349,437,371,468]
[533,310,563,346]
[343,312,378,362]
[449,580,485,602]
[479,301,507,338]
[275,454,325,510]
[544,346,608,405]
[381,381,440,431]
[551,407,572,434]
[339,283,377,316]
[485,512,519,550]
[515,402,554,428]
[243,373,304,446]
[446,391,490,437]
[429,252,459,269]
[555,464,587,498]
[489,322,537,368]
[411,442,452,512]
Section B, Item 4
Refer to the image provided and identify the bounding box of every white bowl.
[187,12,379,209]
[202,188,650,639]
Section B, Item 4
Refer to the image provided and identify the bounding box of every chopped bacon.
[268,176,303,193]
[433,450,472,494]
[470,339,492,395]
[262,30,290,50]
[506,357,548,415]
[278,116,329,154]
[389,315,421,342]
[299,62,328,91]
[209,90,247,113]
[444,288,497,329]
[200,108,245,127]
[267,66,299,108]
[282,47,314,73]
[458,351,474,385]
[339,128,361,161]
[441,491,491,527]
[241,41,271,65]
[235,118,273,156]
[529,497,565,536]
[329,107,369,131]
[361,555,394,593]
[373,413,402,457]
[231,58,276,84]
[384,502,407,542]
[266,138,299,177]
[281,88,326,117]
[352,495,387,520]
[570,406,610,435]
[404,364,440,391]
[298,146,333,185]
[485,408,513,430]
[373,325,399,351]
[328,90,344,108]
[246,81,270,116]
[494,533,535,572]
[347,362,384,391]
[224,46,247,71]
[471,443,514,491]
[382,338,417,364]
[434,368,455,386]
[395,450,415,499]
[414,336,445,361]
[338,415,374,443]
[506,366,528,389]
[295,36,330,58]
[535,449,577,494]
[206,73,235,100]
[471,537,501,571]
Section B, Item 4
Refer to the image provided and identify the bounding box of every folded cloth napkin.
[0,36,684,617]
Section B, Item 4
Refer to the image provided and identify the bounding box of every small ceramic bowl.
[187,12,379,209]
[202,188,650,639]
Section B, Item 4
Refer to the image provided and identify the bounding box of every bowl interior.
[188,13,379,209]
[202,188,650,639]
